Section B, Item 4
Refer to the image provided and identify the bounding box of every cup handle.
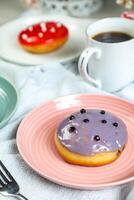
[78,47,102,88]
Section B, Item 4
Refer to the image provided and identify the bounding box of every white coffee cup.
[78,18,134,92]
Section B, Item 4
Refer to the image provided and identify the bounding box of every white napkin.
[0,60,134,200]
[0,61,106,141]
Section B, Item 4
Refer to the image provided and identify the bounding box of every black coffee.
[92,32,133,43]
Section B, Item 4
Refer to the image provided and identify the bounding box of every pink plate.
[17,94,134,189]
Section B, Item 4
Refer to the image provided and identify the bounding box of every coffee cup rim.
[86,17,134,45]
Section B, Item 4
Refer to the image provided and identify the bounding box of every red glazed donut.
[18,21,69,54]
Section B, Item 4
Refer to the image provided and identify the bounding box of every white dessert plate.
[0,15,94,66]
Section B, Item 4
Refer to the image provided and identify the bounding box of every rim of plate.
[0,75,19,128]
[17,94,134,189]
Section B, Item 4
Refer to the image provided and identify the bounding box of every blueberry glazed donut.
[54,109,128,166]
[18,21,69,54]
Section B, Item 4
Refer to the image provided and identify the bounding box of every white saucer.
[0,15,93,66]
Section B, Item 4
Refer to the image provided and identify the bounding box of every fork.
[0,161,28,199]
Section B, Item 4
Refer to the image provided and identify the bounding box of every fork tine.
[0,170,9,183]
[0,179,5,187]
[0,161,15,182]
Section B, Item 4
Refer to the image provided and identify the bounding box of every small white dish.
[0,15,93,66]
[40,0,104,17]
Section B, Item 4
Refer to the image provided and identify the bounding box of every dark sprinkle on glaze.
[69,115,75,120]
[101,119,107,124]
[94,135,100,141]
[100,110,106,114]
[117,149,122,156]
[57,109,128,155]
[113,122,118,127]
[69,126,76,133]
[80,108,86,114]
[83,119,89,123]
